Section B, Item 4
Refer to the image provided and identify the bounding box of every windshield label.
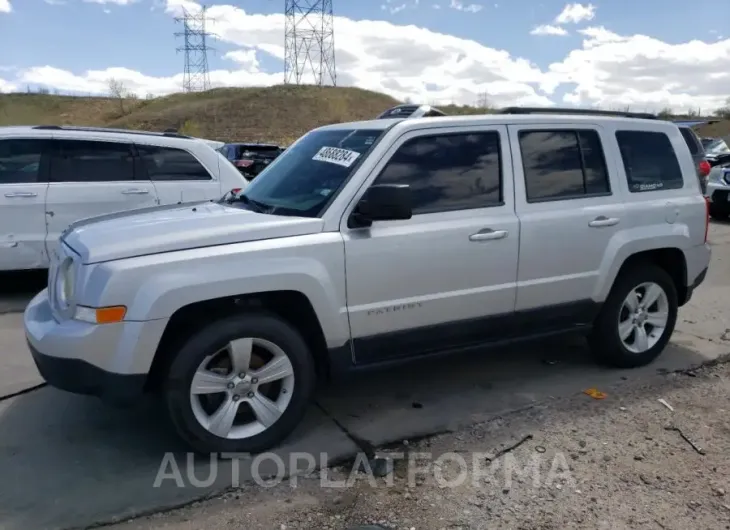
[312,146,361,167]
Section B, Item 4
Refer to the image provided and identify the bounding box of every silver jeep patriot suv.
[25,107,711,454]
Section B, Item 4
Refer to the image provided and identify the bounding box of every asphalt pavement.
[1,224,729,530]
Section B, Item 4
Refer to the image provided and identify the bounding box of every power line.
[174,6,217,92]
[284,0,337,86]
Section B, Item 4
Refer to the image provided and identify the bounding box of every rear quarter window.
[615,130,684,193]
[137,145,212,181]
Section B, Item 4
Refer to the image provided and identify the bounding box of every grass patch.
[3,85,730,145]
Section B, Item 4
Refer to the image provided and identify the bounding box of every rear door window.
[615,131,684,192]
[49,140,136,182]
[519,129,611,202]
[0,139,47,184]
[137,145,212,181]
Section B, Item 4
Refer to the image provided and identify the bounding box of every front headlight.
[56,257,75,308]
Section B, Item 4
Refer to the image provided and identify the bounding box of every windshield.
[232,128,385,217]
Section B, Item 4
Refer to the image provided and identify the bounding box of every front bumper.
[28,340,146,402]
[24,289,168,403]
[706,173,730,203]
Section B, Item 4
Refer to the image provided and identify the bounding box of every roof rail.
[497,107,658,120]
[31,125,192,139]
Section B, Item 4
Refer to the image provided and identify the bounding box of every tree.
[107,77,133,115]
[713,97,730,120]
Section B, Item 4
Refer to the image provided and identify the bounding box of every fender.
[593,223,690,302]
[90,234,351,349]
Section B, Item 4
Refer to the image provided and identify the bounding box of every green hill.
[0,85,403,145]
[2,84,729,145]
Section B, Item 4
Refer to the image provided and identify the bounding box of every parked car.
[704,141,730,219]
[25,108,710,454]
[375,103,446,119]
[704,137,730,167]
[0,125,248,271]
[218,143,284,181]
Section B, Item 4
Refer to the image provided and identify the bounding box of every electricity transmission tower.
[284,0,337,86]
[174,6,216,92]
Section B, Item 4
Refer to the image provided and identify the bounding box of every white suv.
[0,125,247,271]
[24,108,711,454]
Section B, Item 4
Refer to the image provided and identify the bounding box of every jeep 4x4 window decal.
[312,146,361,168]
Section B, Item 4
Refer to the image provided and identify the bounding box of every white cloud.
[381,0,420,14]
[554,3,596,24]
[7,1,730,114]
[543,26,730,112]
[382,2,407,14]
[44,0,67,5]
[0,78,17,93]
[0,0,12,14]
[449,0,483,12]
[530,25,568,36]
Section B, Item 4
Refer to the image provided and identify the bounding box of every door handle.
[121,188,150,195]
[4,191,37,198]
[588,216,620,227]
[469,228,508,241]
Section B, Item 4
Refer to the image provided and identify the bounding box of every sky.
[0,0,729,113]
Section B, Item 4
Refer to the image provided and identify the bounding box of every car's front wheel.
[164,313,316,454]
[589,264,678,368]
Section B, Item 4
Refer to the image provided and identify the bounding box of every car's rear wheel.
[164,312,316,454]
[589,264,678,368]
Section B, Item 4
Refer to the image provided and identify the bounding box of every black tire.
[589,264,678,368]
[164,312,316,454]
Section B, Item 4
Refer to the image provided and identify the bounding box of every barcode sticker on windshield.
[312,146,361,168]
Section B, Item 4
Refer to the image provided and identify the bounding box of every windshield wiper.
[227,194,274,214]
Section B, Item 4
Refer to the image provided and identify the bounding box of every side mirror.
[352,184,412,226]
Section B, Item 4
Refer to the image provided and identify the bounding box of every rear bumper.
[680,243,711,306]
[682,265,709,306]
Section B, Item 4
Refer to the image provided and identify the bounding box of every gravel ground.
[111,358,730,530]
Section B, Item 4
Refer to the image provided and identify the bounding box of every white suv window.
[0,139,45,184]
[615,130,683,192]
[519,129,611,202]
[49,140,136,182]
[137,145,212,181]
[374,131,503,214]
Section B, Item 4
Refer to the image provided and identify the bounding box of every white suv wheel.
[617,282,670,354]
[190,337,296,440]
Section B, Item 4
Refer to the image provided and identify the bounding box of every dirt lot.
[111,358,730,530]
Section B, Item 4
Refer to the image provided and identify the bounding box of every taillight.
[235,159,254,168]
[699,159,711,177]
[704,196,710,243]
[231,188,242,194]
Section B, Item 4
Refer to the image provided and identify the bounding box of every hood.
[62,201,324,264]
